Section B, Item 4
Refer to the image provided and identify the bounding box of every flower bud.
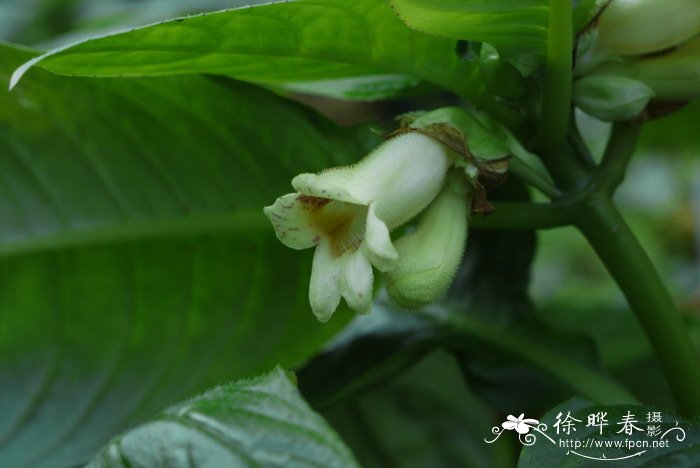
[385,176,470,309]
[596,0,700,56]
[636,37,700,100]
[573,74,654,121]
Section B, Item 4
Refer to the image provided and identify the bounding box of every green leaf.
[89,367,359,467]
[323,351,510,468]
[299,298,439,409]
[10,0,474,98]
[388,0,548,72]
[0,43,373,467]
[518,398,700,466]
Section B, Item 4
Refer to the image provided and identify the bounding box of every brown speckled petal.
[263,193,319,250]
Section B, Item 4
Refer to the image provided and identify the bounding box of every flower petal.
[294,133,456,230]
[368,133,455,229]
[502,421,517,430]
[263,193,320,250]
[340,250,374,315]
[292,173,365,205]
[362,204,398,272]
[515,423,531,434]
[309,241,343,322]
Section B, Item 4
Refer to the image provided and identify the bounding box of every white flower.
[264,132,457,321]
[502,414,539,434]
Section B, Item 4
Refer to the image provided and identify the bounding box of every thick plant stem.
[536,0,586,190]
[577,196,700,417]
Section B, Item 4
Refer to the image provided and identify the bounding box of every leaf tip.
[9,57,41,91]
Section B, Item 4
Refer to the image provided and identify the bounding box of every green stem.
[535,0,591,190]
[576,196,700,417]
[440,312,639,405]
[509,158,562,199]
[471,202,570,230]
[568,114,597,167]
[597,121,643,193]
[553,144,592,191]
[538,0,573,149]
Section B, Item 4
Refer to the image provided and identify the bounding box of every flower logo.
[502,414,539,434]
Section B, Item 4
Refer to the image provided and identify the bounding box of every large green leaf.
[0,43,373,467]
[89,367,359,467]
[10,0,474,98]
[323,351,509,468]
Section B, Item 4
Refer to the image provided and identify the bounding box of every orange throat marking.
[297,195,366,257]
